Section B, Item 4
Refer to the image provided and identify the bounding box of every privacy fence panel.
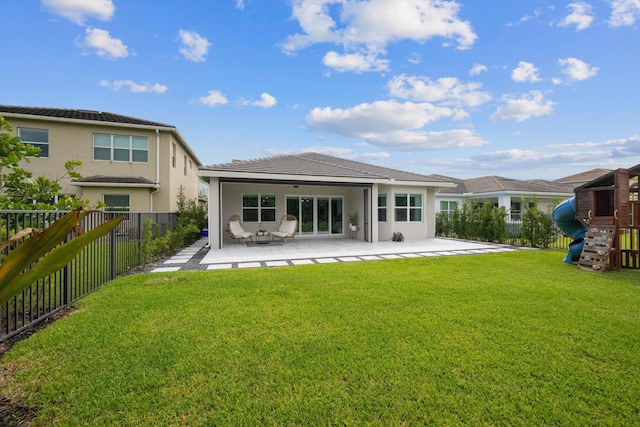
[1,210,177,341]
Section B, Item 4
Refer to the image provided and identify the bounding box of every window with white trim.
[440,201,458,218]
[93,134,148,162]
[395,193,422,222]
[19,127,49,157]
[171,143,176,168]
[103,194,130,212]
[378,194,387,222]
[184,155,187,175]
[242,194,276,222]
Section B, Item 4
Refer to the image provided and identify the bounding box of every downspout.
[149,129,161,211]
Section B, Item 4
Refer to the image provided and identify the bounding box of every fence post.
[110,225,117,280]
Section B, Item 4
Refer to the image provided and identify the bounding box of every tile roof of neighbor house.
[554,168,613,184]
[200,152,454,184]
[0,105,174,128]
[431,174,575,195]
[576,163,640,189]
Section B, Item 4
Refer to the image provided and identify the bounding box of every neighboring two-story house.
[0,105,201,212]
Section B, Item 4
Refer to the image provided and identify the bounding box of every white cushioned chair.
[227,214,254,243]
[271,214,297,244]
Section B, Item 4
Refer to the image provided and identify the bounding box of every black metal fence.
[1,210,178,342]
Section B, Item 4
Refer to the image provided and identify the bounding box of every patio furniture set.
[227,214,298,245]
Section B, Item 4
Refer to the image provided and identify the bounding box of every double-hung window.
[242,194,276,222]
[378,194,387,222]
[395,193,422,222]
[94,134,148,162]
[19,127,49,157]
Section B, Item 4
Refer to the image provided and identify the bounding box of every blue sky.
[1,0,639,180]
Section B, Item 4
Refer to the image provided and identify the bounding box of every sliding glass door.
[286,196,343,236]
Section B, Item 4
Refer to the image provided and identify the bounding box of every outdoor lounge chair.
[227,214,254,243]
[271,214,297,244]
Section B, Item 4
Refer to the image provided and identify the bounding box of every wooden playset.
[573,164,639,271]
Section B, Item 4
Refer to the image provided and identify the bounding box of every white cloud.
[555,57,598,83]
[609,0,640,26]
[511,61,541,83]
[407,52,421,64]
[178,29,211,62]
[235,0,245,10]
[322,51,390,73]
[42,0,115,25]
[252,93,277,109]
[469,63,487,76]
[282,0,476,72]
[387,74,492,108]
[99,80,167,93]
[77,28,128,59]
[306,100,487,150]
[506,8,543,27]
[559,2,594,30]
[490,90,556,122]
[199,90,228,106]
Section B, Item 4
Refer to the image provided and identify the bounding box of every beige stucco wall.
[378,184,432,241]
[5,115,200,212]
[80,187,155,212]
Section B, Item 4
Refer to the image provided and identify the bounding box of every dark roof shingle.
[0,105,174,128]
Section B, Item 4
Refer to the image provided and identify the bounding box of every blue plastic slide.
[552,197,588,264]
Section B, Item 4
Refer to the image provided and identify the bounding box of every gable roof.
[435,175,575,195]
[200,153,455,186]
[0,105,173,128]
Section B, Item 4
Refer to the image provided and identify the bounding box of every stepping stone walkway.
[151,239,517,273]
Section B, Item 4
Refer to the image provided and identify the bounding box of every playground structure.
[553,164,639,271]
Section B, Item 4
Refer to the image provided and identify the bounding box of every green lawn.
[1,250,639,426]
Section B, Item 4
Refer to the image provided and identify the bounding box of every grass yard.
[1,250,639,426]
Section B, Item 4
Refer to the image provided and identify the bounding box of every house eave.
[70,182,159,189]
[198,170,455,188]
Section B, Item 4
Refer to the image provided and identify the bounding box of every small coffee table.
[255,233,270,244]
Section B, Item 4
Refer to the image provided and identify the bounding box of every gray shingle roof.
[436,175,575,195]
[554,168,612,184]
[201,152,452,183]
[0,105,174,128]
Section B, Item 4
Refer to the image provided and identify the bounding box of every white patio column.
[371,184,379,243]
[208,177,221,250]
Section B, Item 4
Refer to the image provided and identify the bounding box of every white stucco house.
[198,153,455,250]
[434,175,576,221]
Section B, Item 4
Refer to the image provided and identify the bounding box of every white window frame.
[394,193,423,222]
[440,201,458,218]
[378,194,387,222]
[18,127,49,157]
[103,194,130,212]
[242,194,276,223]
[93,133,148,163]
